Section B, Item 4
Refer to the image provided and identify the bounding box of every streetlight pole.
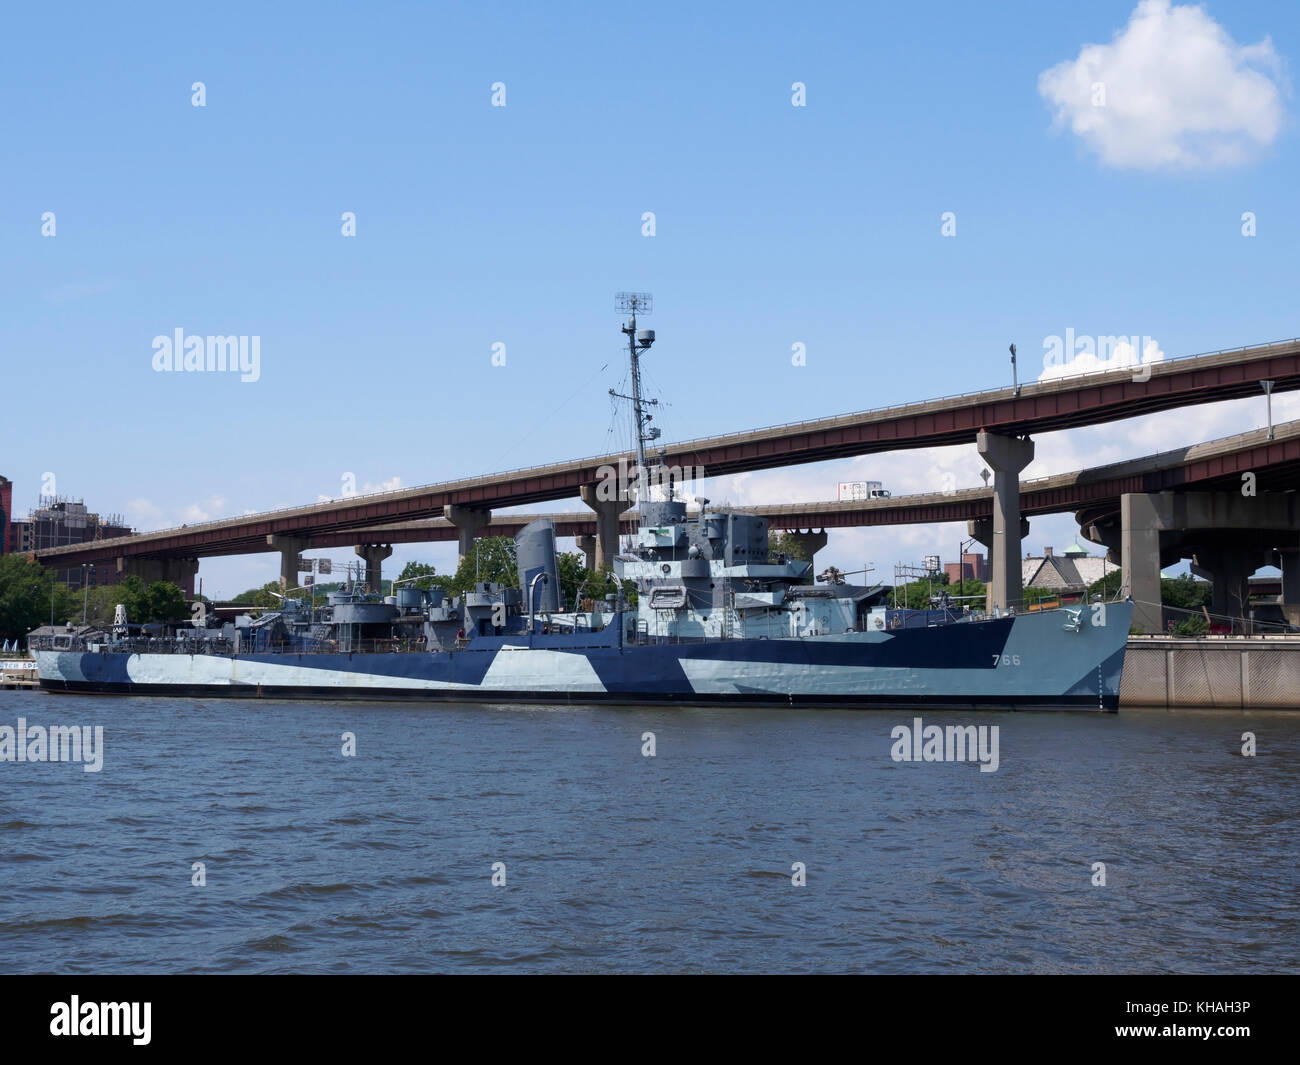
[957,536,977,599]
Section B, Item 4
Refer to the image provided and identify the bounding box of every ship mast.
[610,292,661,504]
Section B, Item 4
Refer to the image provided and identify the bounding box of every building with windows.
[0,476,11,555]
[3,486,134,588]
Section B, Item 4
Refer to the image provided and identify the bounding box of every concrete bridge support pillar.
[117,556,157,584]
[1279,545,1300,628]
[1120,494,1164,635]
[576,535,597,571]
[163,558,199,599]
[1192,546,1265,633]
[267,535,309,589]
[1115,492,1300,634]
[355,543,393,592]
[977,431,1035,613]
[443,505,492,565]
[116,556,199,598]
[579,485,623,570]
[1081,518,1123,568]
[968,517,1029,614]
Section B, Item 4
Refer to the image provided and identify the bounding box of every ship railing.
[29,635,451,656]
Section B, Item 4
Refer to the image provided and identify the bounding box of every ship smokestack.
[515,518,562,614]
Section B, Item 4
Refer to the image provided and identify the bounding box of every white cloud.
[1039,336,1164,382]
[180,496,226,523]
[314,475,402,505]
[363,476,402,494]
[1038,0,1286,169]
[124,498,164,526]
[124,495,228,529]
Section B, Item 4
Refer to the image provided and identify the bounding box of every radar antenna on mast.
[609,292,662,504]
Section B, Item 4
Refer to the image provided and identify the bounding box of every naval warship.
[31,298,1132,709]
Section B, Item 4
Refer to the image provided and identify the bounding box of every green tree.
[769,532,817,584]
[80,582,135,626]
[769,532,812,562]
[553,554,638,609]
[231,582,284,608]
[445,536,518,597]
[115,575,146,620]
[1161,573,1211,610]
[0,556,75,640]
[950,577,985,602]
[556,551,587,609]
[142,581,188,622]
[1089,568,1123,599]
[892,578,940,610]
[74,577,189,625]
[395,560,439,591]
[1173,614,1208,636]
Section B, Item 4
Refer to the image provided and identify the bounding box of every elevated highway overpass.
[31,335,1300,581]
[36,419,1300,611]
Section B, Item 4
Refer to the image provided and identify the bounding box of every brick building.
[3,484,135,589]
[943,551,990,584]
[0,476,11,555]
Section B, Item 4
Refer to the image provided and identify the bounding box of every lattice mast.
[610,292,661,503]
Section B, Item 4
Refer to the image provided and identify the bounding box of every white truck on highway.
[837,480,891,501]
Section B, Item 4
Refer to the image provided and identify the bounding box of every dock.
[1121,635,1300,709]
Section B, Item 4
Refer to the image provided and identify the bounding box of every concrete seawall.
[1121,636,1300,708]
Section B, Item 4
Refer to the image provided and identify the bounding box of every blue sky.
[3,1,1298,595]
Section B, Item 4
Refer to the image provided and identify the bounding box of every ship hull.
[33,603,1132,711]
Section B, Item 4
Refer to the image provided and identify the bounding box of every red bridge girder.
[32,340,1300,568]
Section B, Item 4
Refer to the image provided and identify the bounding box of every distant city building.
[0,476,11,555]
[1022,542,1109,592]
[4,488,134,589]
[944,552,989,584]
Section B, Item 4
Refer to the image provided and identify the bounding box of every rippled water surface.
[1,691,1296,973]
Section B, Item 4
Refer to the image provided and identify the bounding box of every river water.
[1,691,1296,973]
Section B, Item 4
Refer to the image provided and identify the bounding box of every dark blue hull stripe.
[56,622,1017,691]
[38,678,1117,712]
